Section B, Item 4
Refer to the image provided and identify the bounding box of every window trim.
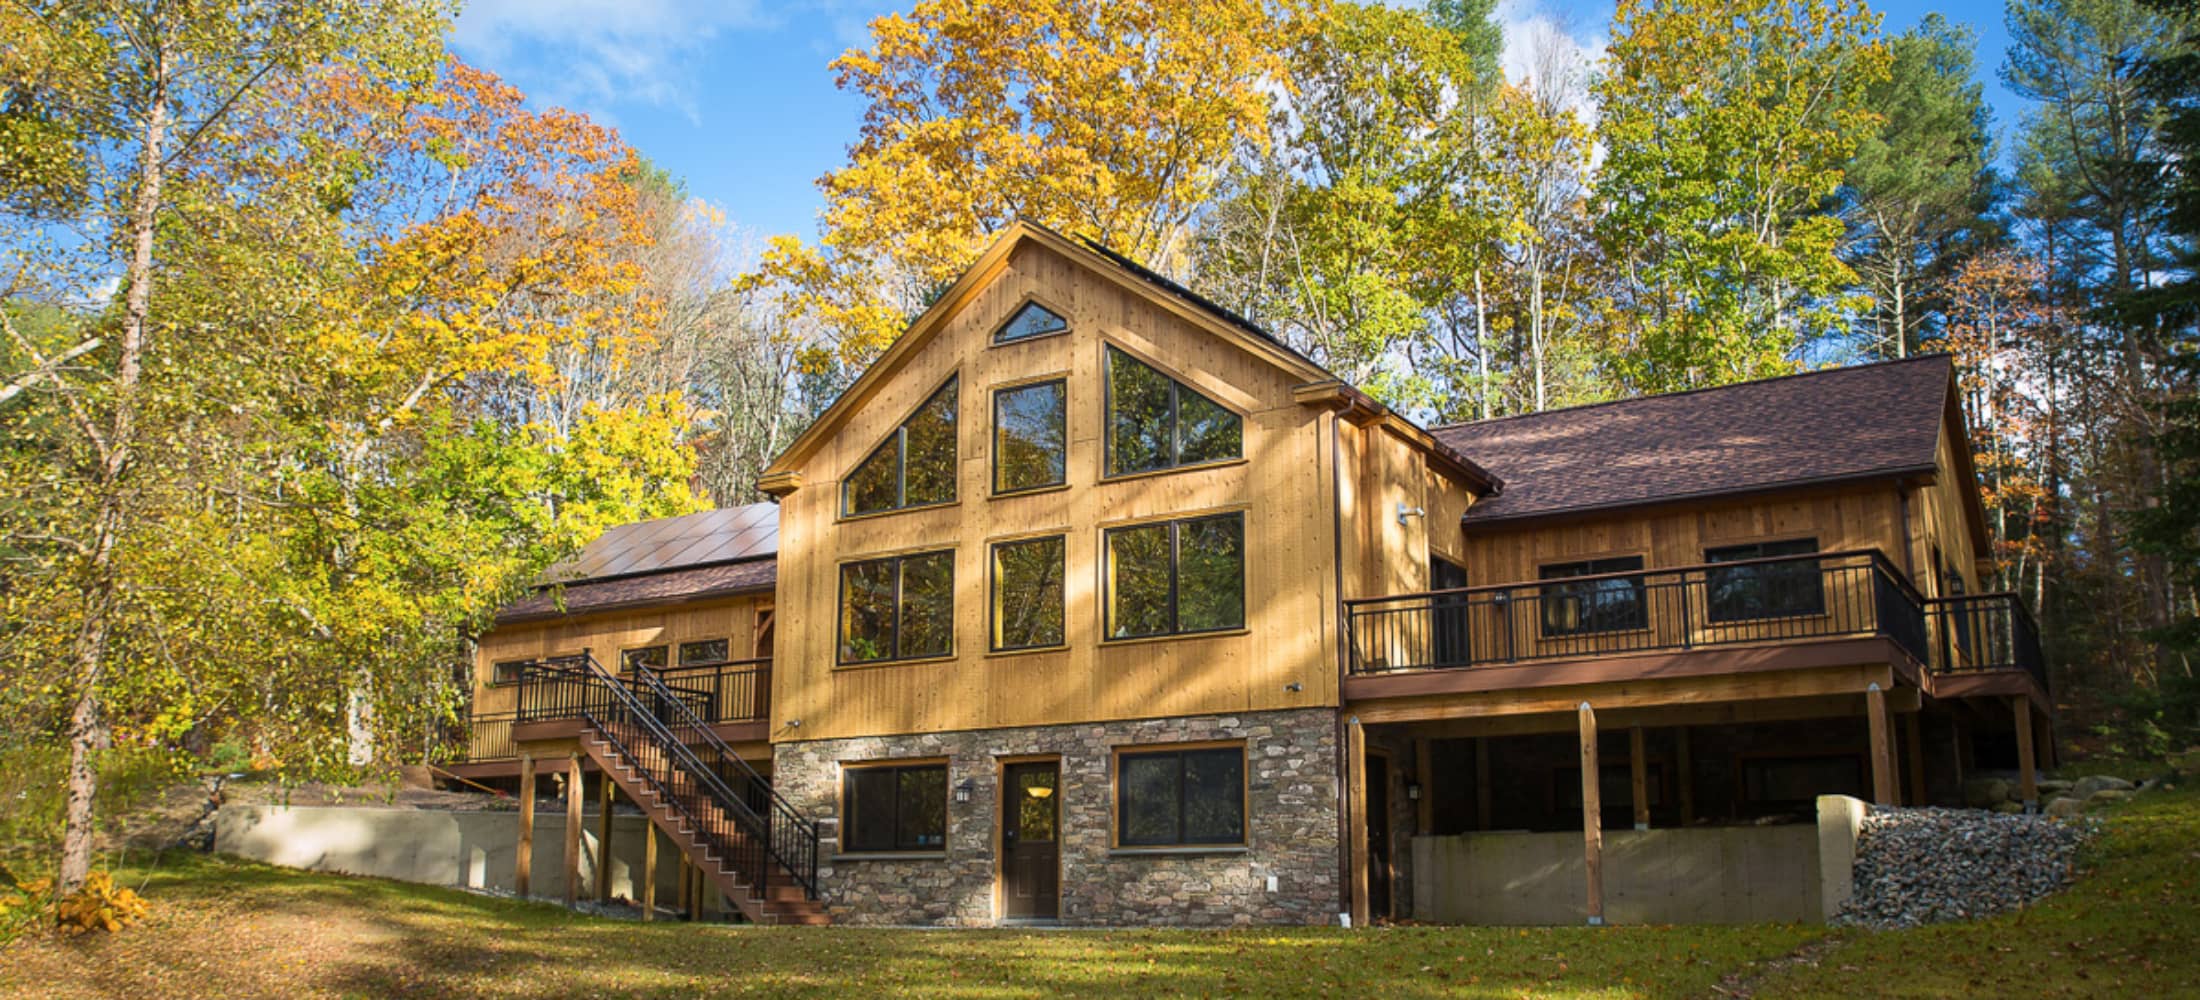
[676,637,733,668]
[989,533,1069,654]
[489,659,529,687]
[1099,341,1246,482]
[619,645,669,672]
[1535,554,1649,638]
[1110,741,1250,850]
[839,373,961,520]
[838,758,951,856]
[988,294,1074,346]
[991,376,1070,496]
[1100,509,1248,642]
[835,548,958,667]
[1701,536,1825,624]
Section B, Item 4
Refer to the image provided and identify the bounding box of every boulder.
[2084,788,2134,810]
[2072,775,2136,799]
[1965,777,2013,808]
[2037,779,2073,796]
[1993,800,2025,814]
[2044,796,2085,819]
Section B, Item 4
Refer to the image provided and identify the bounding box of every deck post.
[564,753,583,908]
[2013,696,2039,813]
[1866,684,1897,805]
[1675,728,1695,825]
[1473,737,1492,831]
[678,853,693,919]
[1346,715,1370,928]
[1413,737,1434,834]
[516,753,535,898]
[1904,712,1928,806]
[642,826,657,922]
[595,770,614,902]
[1578,703,1603,926]
[1629,726,1649,831]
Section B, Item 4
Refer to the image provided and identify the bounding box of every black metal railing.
[651,658,772,724]
[463,711,518,762]
[1344,549,1930,674]
[1926,593,2049,693]
[513,653,819,900]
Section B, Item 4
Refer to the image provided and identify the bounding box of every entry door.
[1002,761,1060,919]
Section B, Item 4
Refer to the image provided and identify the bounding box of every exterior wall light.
[953,779,976,804]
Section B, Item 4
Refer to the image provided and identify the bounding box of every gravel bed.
[1836,805,2095,929]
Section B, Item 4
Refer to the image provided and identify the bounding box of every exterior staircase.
[521,654,825,925]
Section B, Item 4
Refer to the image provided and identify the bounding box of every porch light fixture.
[1396,502,1426,526]
[1406,782,1422,801]
[953,779,976,804]
[1027,786,1053,799]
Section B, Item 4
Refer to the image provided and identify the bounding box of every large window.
[842,763,948,853]
[1105,347,1241,477]
[839,551,955,664]
[993,380,1067,493]
[991,535,1066,651]
[843,377,959,516]
[1704,538,1823,623]
[1117,745,1245,847]
[993,301,1068,344]
[1538,556,1647,636]
[1104,512,1245,640]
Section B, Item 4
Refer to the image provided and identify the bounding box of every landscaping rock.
[2045,796,2085,819]
[2037,779,2073,796]
[2071,775,2136,799]
[1965,777,2013,808]
[1836,806,2094,930]
[1994,800,2024,814]
[2084,789,2134,809]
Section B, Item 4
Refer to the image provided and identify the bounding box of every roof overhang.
[1456,465,1938,533]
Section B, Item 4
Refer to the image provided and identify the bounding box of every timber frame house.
[448,222,2051,927]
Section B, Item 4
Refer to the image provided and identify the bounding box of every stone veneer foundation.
[771,707,1343,927]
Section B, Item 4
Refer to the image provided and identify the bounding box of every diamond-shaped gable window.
[993,301,1068,343]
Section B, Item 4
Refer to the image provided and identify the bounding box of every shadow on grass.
[9,852,1822,1000]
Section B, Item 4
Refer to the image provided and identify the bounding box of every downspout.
[1328,407,1353,925]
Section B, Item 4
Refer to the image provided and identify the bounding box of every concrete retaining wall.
[1411,795,1865,925]
[213,805,700,906]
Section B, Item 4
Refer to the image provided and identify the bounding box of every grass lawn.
[2,790,2193,999]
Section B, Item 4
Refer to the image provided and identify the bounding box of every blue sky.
[450,0,2029,246]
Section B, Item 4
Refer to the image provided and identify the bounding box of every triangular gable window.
[1104,347,1241,477]
[993,301,1069,344]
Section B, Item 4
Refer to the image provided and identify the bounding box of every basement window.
[843,762,948,853]
[843,376,959,517]
[1116,745,1245,847]
[1104,347,1240,477]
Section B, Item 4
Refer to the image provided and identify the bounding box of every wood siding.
[472,593,773,716]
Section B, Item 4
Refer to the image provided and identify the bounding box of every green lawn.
[3,790,2194,999]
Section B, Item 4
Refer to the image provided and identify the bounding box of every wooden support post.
[1578,703,1604,926]
[595,770,614,903]
[678,853,693,920]
[1675,728,1695,826]
[516,754,535,898]
[1866,684,1897,806]
[1473,737,1492,831]
[1346,716,1370,928]
[564,754,583,908]
[1904,712,1928,807]
[1629,726,1649,831]
[1413,737,1434,834]
[642,826,657,922]
[2013,697,2039,812]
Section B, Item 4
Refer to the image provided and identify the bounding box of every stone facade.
[771,707,1342,927]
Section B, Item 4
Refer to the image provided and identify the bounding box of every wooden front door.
[1001,761,1060,920]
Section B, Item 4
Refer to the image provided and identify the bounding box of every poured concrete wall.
[1411,795,1865,925]
[214,805,700,906]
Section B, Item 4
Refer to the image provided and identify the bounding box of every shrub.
[54,871,148,935]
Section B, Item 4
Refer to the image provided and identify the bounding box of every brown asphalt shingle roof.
[1431,355,1956,525]
[497,504,779,623]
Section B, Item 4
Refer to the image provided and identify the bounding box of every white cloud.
[451,0,776,122]
[1496,0,1608,120]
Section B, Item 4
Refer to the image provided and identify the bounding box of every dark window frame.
[990,298,1071,345]
[1703,538,1824,624]
[840,761,949,854]
[991,377,1069,495]
[1537,556,1648,637]
[491,659,529,686]
[841,375,960,518]
[1101,345,1243,479]
[621,645,668,671]
[989,534,1068,653]
[1102,511,1247,641]
[836,549,957,666]
[677,638,732,667]
[1114,744,1248,848]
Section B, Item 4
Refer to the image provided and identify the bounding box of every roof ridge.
[1430,353,1954,434]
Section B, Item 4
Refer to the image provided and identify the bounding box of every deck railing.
[651,658,771,724]
[1927,593,2049,694]
[464,711,518,762]
[1344,549,1935,675]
